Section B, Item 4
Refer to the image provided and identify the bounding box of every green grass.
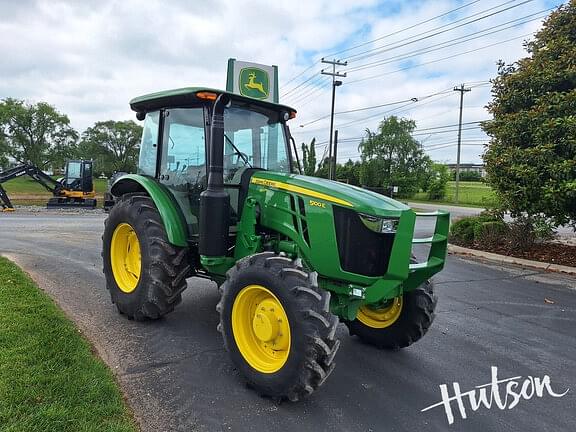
[0,257,137,432]
[412,181,496,207]
[1,177,108,195]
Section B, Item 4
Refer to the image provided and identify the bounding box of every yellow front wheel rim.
[110,223,142,293]
[232,285,291,373]
[357,297,403,329]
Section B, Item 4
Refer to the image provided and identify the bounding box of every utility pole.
[321,58,347,180]
[332,130,338,180]
[453,84,471,204]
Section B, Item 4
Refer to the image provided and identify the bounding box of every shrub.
[507,216,557,251]
[507,217,535,251]
[532,217,557,242]
[452,170,482,182]
[450,214,500,245]
[427,178,447,200]
[450,218,478,245]
[474,220,508,249]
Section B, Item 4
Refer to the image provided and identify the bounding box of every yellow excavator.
[0,160,97,211]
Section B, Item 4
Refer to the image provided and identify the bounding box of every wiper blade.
[224,134,252,167]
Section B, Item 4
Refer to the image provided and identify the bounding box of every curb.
[447,244,576,276]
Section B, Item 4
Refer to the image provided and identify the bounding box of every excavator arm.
[0,163,64,211]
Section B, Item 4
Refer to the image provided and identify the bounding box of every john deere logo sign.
[239,67,269,100]
[227,59,278,102]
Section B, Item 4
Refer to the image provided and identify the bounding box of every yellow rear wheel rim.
[110,222,141,294]
[232,285,291,374]
[357,297,403,329]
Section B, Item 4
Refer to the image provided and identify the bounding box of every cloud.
[0,0,557,163]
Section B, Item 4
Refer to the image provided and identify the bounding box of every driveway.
[1,211,574,431]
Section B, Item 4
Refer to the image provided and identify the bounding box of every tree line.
[301,116,450,199]
[0,98,142,176]
[0,98,448,199]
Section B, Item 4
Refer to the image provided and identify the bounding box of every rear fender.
[111,174,188,247]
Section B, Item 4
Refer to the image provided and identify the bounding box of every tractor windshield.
[223,105,291,181]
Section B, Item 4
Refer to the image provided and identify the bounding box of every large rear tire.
[102,194,191,320]
[345,280,437,349]
[217,252,340,401]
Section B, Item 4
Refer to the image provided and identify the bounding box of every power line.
[282,72,323,98]
[334,92,457,131]
[312,125,485,147]
[345,32,533,85]
[292,83,333,109]
[285,77,331,105]
[301,91,458,136]
[344,0,536,63]
[299,88,454,128]
[283,1,547,102]
[325,0,484,58]
[416,120,486,132]
[284,75,330,102]
[424,143,486,151]
[282,0,484,98]
[345,8,552,74]
[282,60,321,87]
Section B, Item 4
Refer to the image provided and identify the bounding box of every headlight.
[358,213,399,234]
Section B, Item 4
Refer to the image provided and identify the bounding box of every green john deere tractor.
[102,87,449,401]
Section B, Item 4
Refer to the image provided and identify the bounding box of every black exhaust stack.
[199,94,231,257]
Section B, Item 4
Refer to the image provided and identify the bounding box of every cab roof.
[130,87,297,114]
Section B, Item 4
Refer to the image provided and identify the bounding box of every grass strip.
[0,257,137,432]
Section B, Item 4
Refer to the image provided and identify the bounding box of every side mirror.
[136,112,146,121]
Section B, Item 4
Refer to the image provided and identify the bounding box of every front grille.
[333,206,395,276]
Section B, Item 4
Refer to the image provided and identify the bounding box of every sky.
[0,0,563,164]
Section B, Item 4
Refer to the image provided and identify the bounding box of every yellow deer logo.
[244,72,266,95]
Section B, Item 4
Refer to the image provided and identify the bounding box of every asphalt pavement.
[0,211,575,432]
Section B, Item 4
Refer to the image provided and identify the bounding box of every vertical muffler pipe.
[199,94,231,257]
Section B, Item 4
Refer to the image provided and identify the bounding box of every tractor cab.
[127,88,296,235]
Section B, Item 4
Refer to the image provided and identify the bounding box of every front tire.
[345,280,437,349]
[217,252,340,401]
[102,194,191,320]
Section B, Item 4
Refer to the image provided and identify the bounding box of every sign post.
[226,58,279,103]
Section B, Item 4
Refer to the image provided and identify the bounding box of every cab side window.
[138,111,160,177]
[160,108,206,187]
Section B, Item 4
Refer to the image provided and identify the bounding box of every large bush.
[482,2,576,228]
[450,214,500,245]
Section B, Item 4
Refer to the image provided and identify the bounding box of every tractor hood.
[250,171,411,217]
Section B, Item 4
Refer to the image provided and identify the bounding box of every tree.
[314,157,362,185]
[0,98,78,168]
[78,120,142,176]
[0,135,9,170]
[358,116,431,198]
[315,155,333,179]
[301,138,317,176]
[482,1,576,227]
[336,159,362,185]
[426,163,451,200]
